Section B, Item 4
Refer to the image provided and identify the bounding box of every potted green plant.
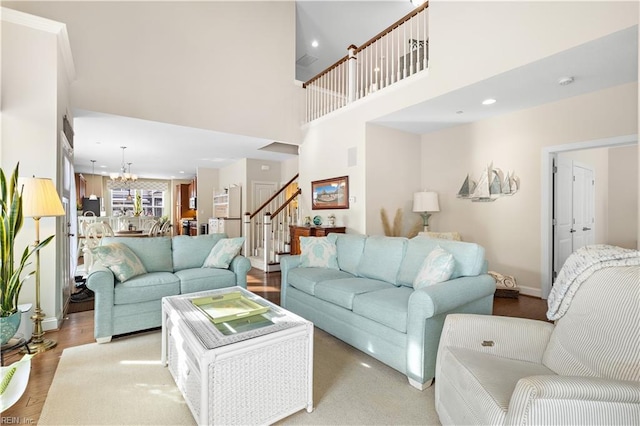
[0,163,54,344]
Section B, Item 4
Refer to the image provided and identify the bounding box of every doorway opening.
[541,134,638,299]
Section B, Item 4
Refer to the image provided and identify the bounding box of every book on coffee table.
[191,291,269,324]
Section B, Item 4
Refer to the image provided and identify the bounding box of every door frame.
[541,133,637,299]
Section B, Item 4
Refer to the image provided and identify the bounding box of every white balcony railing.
[304,2,429,122]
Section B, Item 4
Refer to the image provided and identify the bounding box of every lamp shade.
[413,191,440,213]
[19,177,65,218]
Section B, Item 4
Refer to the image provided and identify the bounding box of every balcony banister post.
[243,212,251,256]
[347,44,358,103]
[263,212,272,266]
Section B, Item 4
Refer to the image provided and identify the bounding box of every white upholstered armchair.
[435,245,639,425]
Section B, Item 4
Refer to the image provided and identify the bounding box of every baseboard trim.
[518,285,542,298]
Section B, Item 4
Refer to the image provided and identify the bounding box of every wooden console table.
[289,225,346,255]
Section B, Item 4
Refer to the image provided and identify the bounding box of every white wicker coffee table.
[161,286,313,425]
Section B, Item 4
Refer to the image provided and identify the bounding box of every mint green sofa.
[86,234,250,343]
[281,234,495,390]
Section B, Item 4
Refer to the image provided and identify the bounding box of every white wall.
[281,157,299,184]
[4,1,303,144]
[1,17,68,329]
[365,124,422,236]
[429,1,638,94]
[421,83,637,297]
[608,145,639,248]
[220,160,248,216]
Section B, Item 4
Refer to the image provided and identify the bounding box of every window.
[111,189,165,217]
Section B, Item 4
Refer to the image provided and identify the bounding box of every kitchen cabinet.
[289,225,346,255]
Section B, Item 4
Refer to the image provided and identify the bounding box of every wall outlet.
[349,196,356,203]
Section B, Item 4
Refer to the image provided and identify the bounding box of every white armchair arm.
[506,375,640,425]
[439,314,555,364]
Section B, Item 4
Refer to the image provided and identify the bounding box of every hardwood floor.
[2,269,548,423]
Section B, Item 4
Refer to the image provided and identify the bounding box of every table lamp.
[20,176,65,353]
[413,191,439,232]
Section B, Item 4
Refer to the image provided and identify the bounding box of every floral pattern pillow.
[413,246,455,289]
[91,243,147,282]
[299,236,339,269]
[203,237,245,269]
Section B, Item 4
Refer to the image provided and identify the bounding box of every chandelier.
[110,146,138,183]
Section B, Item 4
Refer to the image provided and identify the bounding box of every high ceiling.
[63,2,637,180]
[295,0,414,82]
[72,1,414,180]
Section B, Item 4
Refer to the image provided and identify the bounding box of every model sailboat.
[457,163,519,202]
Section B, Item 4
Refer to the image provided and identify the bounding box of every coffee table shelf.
[161,287,313,425]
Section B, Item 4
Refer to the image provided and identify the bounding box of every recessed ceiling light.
[179,171,185,174]
[311,40,319,48]
[482,98,496,105]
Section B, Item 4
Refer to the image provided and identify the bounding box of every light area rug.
[39,329,440,425]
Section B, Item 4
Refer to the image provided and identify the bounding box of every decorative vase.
[0,311,22,345]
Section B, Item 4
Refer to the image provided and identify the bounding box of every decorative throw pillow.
[91,243,147,283]
[202,237,245,269]
[413,246,455,289]
[299,236,339,269]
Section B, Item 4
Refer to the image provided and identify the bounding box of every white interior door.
[554,156,574,275]
[572,164,595,251]
[553,157,595,279]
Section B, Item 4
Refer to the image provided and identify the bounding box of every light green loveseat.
[280,234,495,390]
[86,233,250,343]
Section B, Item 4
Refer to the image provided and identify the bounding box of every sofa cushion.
[357,236,407,285]
[172,234,227,271]
[413,246,455,289]
[202,237,245,269]
[334,233,367,275]
[175,268,237,294]
[114,271,180,305]
[287,268,355,296]
[314,278,395,310]
[102,236,173,273]
[299,236,339,269]
[397,237,486,287]
[91,242,147,282]
[352,286,412,333]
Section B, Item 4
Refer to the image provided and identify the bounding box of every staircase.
[244,174,300,272]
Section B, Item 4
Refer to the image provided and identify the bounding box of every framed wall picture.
[312,176,349,210]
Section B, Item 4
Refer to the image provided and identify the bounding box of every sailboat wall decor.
[457,163,519,202]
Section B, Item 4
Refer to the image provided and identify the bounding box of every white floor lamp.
[20,177,65,353]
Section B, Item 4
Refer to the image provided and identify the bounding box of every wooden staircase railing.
[243,174,301,271]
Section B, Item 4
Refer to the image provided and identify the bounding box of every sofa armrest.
[280,255,301,308]
[406,274,496,387]
[438,314,555,364]
[408,274,496,318]
[229,255,251,288]
[506,376,640,425]
[85,263,116,340]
